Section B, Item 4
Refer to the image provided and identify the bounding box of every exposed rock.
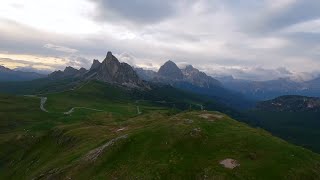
[199,113,224,121]
[190,127,202,137]
[219,159,240,169]
[84,52,143,87]
[83,135,128,162]
[90,59,101,71]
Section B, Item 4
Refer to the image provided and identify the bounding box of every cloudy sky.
[0,0,320,81]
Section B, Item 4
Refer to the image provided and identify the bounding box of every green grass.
[1,81,320,179]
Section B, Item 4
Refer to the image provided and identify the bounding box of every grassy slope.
[1,82,320,179]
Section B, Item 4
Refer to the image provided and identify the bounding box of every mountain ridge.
[0,65,46,82]
[48,52,145,88]
[255,95,320,112]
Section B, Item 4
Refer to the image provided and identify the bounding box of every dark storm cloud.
[90,0,179,25]
[250,0,320,34]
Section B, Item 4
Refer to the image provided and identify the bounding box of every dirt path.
[64,107,105,115]
[83,134,128,162]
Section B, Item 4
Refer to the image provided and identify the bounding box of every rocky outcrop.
[47,52,144,88]
[90,59,101,71]
[84,52,143,87]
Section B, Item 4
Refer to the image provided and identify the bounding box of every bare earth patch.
[190,127,202,137]
[219,159,240,169]
[83,135,128,162]
[116,127,127,132]
[199,113,224,121]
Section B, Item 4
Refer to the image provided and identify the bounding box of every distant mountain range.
[217,76,320,100]
[0,65,46,81]
[135,60,253,109]
[255,95,320,112]
[2,52,320,104]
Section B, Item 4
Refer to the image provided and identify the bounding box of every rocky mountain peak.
[183,65,200,75]
[64,66,78,75]
[90,59,101,71]
[84,51,143,87]
[181,65,221,88]
[185,65,194,71]
[106,51,113,58]
[158,60,183,80]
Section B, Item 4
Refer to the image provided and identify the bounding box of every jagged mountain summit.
[152,60,222,88]
[48,52,144,87]
[84,52,143,87]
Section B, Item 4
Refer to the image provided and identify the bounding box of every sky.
[0,0,320,81]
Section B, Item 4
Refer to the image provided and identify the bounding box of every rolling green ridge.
[1,81,320,179]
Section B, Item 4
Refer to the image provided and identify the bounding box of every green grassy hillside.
[1,81,320,179]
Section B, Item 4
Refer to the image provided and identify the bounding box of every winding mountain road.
[64,107,105,115]
[36,96,105,115]
[40,97,48,112]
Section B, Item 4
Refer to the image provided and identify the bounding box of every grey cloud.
[205,66,296,81]
[1,1,320,81]
[44,44,78,53]
[90,0,179,25]
[66,55,91,68]
[14,66,52,75]
[250,0,320,34]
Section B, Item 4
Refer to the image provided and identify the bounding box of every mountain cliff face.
[84,52,143,87]
[47,52,143,87]
[256,95,320,112]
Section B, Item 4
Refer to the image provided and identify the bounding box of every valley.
[1,83,320,179]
